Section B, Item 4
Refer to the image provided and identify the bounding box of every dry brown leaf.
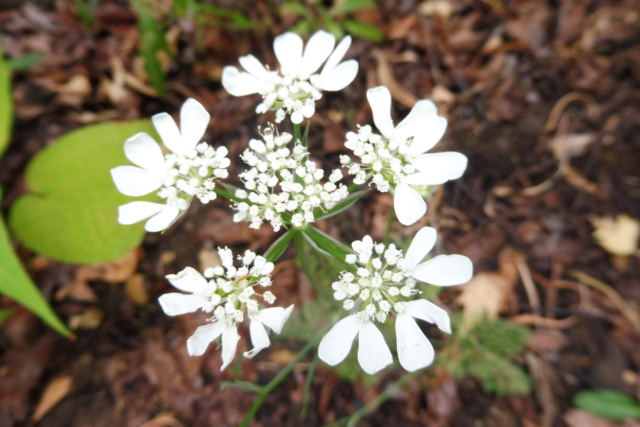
[373,50,419,108]
[125,273,149,305]
[68,307,104,330]
[563,409,616,427]
[140,412,185,427]
[551,133,595,163]
[456,247,523,328]
[32,375,74,422]
[592,214,640,257]
[198,247,221,271]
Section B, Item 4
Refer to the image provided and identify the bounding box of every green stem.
[239,332,322,427]
[293,123,302,144]
[300,352,319,419]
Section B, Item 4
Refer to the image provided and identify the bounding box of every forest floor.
[1,0,640,426]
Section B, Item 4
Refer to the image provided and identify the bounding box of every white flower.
[318,313,393,375]
[233,126,348,231]
[403,226,473,286]
[222,30,358,124]
[111,98,230,232]
[344,86,468,225]
[318,227,472,373]
[157,249,292,369]
[244,305,294,358]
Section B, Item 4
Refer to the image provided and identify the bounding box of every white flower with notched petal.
[341,86,468,226]
[318,227,472,374]
[158,248,293,370]
[111,98,230,232]
[222,30,358,124]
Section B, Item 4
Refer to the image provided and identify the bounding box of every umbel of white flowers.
[222,30,358,124]
[111,98,229,232]
[341,86,468,226]
[158,248,294,370]
[233,125,349,231]
[318,227,472,374]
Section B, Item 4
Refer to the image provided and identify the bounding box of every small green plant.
[574,389,640,420]
[281,0,384,42]
[439,315,532,396]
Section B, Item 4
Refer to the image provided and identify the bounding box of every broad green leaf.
[132,0,169,96]
[0,216,71,336]
[10,120,157,264]
[330,0,376,16]
[574,390,640,420]
[264,228,298,263]
[314,189,369,220]
[342,19,384,42]
[0,43,13,157]
[302,225,352,264]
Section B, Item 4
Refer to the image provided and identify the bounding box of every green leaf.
[341,19,384,42]
[132,0,170,96]
[0,43,13,157]
[0,308,14,325]
[5,53,45,72]
[0,216,71,336]
[281,2,314,19]
[9,120,157,264]
[314,189,369,220]
[574,390,640,420]
[329,0,376,16]
[264,228,298,263]
[302,225,352,264]
[220,380,263,393]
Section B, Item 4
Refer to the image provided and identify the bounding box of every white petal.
[291,111,303,124]
[318,60,358,91]
[258,305,294,334]
[318,315,360,366]
[244,320,270,358]
[406,152,468,186]
[394,183,426,226]
[395,100,438,141]
[357,321,393,375]
[411,254,473,287]
[238,54,270,80]
[117,201,165,225]
[152,112,183,154]
[165,266,208,293]
[179,98,210,152]
[186,322,224,356]
[396,314,435,371]
[158,293,206,316]
[300,30,335,78]
[321,35,351,76]
[274,32,303,76]
[220,326,241,371]
[404,227,437,271]
[366,86,395,138]
[221,66,261,96]
[405,299,451,334]
[407,115,447,156]
[111,165,162,197]
[123,132,165,171]
[144,205,181,232]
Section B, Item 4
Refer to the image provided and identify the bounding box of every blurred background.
[0,0,639,426]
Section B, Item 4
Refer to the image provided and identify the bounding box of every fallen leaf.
[563,409,616,427]
[125,273,148,305]
[32,375,74,422]
[68,307,104,330]
[592,214,640,257]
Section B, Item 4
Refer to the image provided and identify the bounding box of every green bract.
[10,121,158,264]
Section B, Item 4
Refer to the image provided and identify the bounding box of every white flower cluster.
[341,86,468,226]
[157,142,229,208]
[158,248,293,370]
[319,227,473,374]
[222,30,358,124]
[111,98,230,232]
[234,127,349,231]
